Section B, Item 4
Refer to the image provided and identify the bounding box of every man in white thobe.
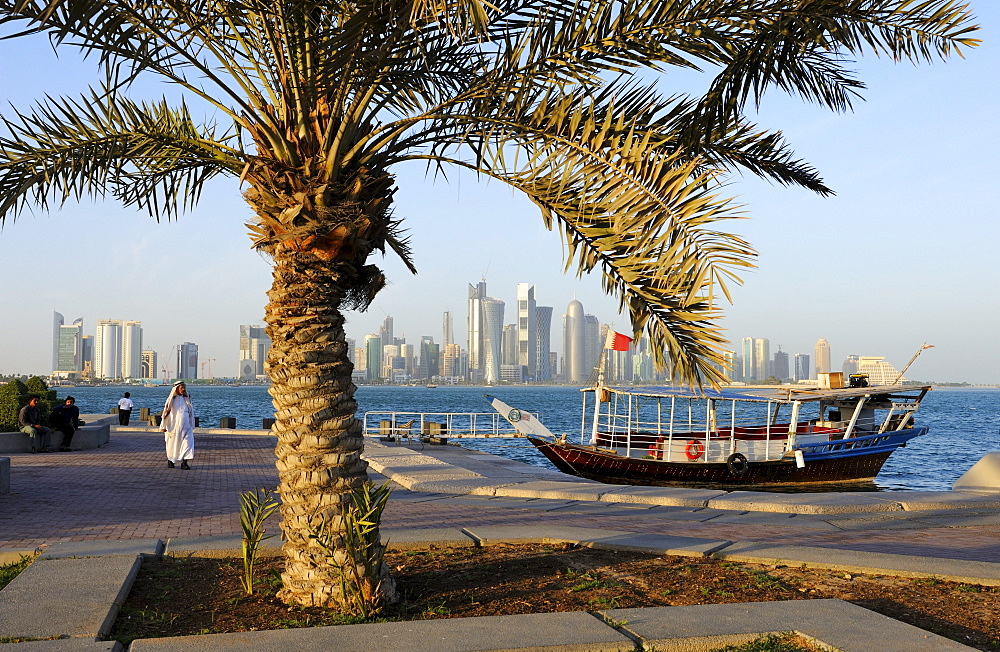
[161,381,195,469]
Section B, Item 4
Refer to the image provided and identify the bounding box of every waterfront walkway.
[2,424,999,650]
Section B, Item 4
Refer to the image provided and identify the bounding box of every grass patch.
[0,554,35,591]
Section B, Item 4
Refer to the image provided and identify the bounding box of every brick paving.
[2,432,999,564]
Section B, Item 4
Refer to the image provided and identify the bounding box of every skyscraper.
[794,353,810,382]
[363,334,382,382]
[239,325,271,380]
[95,319,123,380]
[177,342,199,379]
[815,338,831,377]
[583,314,601,378]
[442,311,454,347]
[121,321,143,380]
[773,348,789,382]
[55,318,83,376]
[52,311,64,372]
[501,324,518,366]
[741,337,755,382]
[467,282,486,382]
[517,283,537,379]
[563,299,586,383]
[93,319,143,379]
[535,306,553,381]
[481,297,505,384]
[754,338,771,380]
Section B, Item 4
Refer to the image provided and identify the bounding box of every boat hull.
[527,427,927,487]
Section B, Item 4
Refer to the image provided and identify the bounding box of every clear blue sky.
[0,7,996,383]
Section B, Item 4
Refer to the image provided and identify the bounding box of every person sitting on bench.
[50,396,82,452]
[19,394,53,453]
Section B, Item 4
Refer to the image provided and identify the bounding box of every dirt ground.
[110,543,1000,650]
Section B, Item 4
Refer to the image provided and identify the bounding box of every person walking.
[50,396,82,451]
[117,392,134,426]
[18,394,53,453]
[161,381,195,469]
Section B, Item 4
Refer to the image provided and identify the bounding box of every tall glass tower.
[517,284,537,379]
[814,338,831,377]
[563,299,585,384]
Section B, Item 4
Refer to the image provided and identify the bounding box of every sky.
[0,6,997,383]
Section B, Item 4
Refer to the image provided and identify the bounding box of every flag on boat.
[488,396,557,439]
[922,344,935,349]
[604,330,633,351]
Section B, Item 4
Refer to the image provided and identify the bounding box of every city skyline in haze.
[1,8,997,384]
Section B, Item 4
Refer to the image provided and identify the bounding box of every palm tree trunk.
[264,246,392,608]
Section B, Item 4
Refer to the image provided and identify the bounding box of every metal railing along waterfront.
[362,411,539,438]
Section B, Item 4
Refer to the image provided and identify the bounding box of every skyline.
[0,8,997,383]
[28,302,950,385]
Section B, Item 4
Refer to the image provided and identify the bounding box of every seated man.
[49,396,82,452]
[18,394,53,453]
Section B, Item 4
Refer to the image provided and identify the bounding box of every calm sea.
[60,385,999,492]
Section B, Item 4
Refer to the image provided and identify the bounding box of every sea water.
[59,384,999,492]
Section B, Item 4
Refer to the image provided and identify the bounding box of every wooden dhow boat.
[488,380,931,487]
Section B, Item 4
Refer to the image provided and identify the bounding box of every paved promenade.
[3,427,999,562]
[2,427,999,651]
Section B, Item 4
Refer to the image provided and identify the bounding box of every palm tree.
[0,0,977,607]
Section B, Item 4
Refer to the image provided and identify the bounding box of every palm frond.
[0,86,240,222]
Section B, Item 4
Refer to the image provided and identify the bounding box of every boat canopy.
[587,384,931,404]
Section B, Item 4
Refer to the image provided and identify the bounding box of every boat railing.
[363,411,538,438]
[594,409,917,463]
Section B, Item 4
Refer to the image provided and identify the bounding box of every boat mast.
[590,351,607,445]
[892,343,934,385]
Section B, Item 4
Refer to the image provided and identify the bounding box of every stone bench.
[0,421,111,454]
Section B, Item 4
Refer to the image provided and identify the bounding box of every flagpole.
[892,343,933,385]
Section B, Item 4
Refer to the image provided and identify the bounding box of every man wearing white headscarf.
[161,381,195,469]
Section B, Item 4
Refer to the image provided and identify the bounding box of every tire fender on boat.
[727,452,749,476]
[685,440,704,460]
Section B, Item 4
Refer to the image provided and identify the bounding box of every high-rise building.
[481,297,505,384]
[754,338,771,380]
[583,314,601,378]
[364,334,381,382]
[535,306,553,382]
[501,324,518,366]
[141,350,158,379]
[93,319,143,379]
[55,318,83,376]
[842,354,860,376]
[239,325,271,380]
[442,312,454,347]
[563,299,586,383]
[741,337,755,382]
[794,353,810,382]
[177,342,199,380]
[52,312,64,372]
[467,282,486,382]
[418,337,439,380]
[773,348,789,382]
[721,350,738,382]
[121,321,143,380]
[95,319,123,380]
[441,342,462,378]
[517,283,537,379]
[379,316,394,348]
[815,338,831,377]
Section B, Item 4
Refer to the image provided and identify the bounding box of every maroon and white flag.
[604,330,633,351]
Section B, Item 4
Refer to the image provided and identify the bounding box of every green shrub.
[0,379,29,432]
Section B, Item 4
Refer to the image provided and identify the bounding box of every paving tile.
[605,599,975,651]
[129,611,634,651]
